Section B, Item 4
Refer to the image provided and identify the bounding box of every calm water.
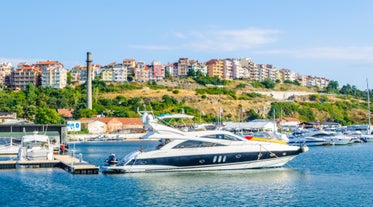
[1,141,373,207]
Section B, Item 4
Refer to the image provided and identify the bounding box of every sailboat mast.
[367,78,371,133]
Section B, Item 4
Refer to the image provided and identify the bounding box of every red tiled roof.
[57,109,74,118]
[117,118,142,125]
[79,117,143,126]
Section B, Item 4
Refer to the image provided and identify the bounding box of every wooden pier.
[0,154,99,174]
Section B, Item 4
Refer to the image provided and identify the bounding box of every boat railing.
[118,151,141,166]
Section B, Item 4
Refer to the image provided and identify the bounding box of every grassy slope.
[99,79,368,124]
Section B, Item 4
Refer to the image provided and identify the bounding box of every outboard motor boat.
[104,153,119,165]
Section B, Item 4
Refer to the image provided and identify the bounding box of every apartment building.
[42,65,67,89]
[0,62,12,86]
[123,59,136,77]
[279,69,298,83]
[177,58,190,77]
[206,59,224,78]
[12,63,41,89]
[149,60,164,81]
[223,59,234,79]
[134,61,149,82]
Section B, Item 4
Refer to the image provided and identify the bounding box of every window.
[173,140,225,149]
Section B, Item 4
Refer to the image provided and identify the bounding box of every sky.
[2,0,373,89]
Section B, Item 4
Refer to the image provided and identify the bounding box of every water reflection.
[102,168,310,206]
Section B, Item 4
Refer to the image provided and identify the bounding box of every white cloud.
[129,28,280,51]
[257,46,373,62]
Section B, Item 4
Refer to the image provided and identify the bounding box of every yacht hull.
[101,147,304,173]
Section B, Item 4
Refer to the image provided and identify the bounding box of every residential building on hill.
[223,59,234,80]
[113,64,127,82]
[177,58,190,77]
[123,59,136,78]
[100,62,128,82]
[134,61,149,82]
[149,60,164,81]
[42,65,67,88]
[206,59,224,78]
[12,63,41,89]
[0,62,12,86]
[0,55,332,90]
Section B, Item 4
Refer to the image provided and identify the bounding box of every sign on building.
[67,121,81,132]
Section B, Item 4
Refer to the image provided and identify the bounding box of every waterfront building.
[57,109,74,121]
[277,117,300,131]
[80,119,106,134]
[0,112,17,124]
[79,117,143,134]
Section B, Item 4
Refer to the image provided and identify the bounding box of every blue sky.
[2,0,373,89]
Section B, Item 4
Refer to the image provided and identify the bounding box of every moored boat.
[17,132,54,161]
[0,137,21,155]
[101,112,308,173]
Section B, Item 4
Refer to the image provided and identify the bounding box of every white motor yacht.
[17,132,54,161]
[288,130,352,146]
[101,112,308,173]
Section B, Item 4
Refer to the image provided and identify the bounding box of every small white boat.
[101,111,308,174]
[17,132,54,161]
[0,137,20,155]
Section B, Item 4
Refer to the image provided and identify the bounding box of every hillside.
[98,79,369,125]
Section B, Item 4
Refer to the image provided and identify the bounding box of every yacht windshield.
[173,140,225,148]
[200,133,242,141]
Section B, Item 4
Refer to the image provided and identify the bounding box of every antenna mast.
[367,78,371,132]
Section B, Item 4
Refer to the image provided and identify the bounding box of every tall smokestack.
[86,52,92,109]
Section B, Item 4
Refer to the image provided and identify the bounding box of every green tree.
[326,80,339,93]
[261,79,275,89]
[187,69,196,77]
[67,71,73,85]
[245,109,262,121]
[24,83,37,105]
[35,107,65,124]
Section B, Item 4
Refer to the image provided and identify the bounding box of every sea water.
[0,141,373,207]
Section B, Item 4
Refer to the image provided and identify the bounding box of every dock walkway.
[0,154,99,174]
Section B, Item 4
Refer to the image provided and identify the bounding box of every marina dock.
[0,154,99,174]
